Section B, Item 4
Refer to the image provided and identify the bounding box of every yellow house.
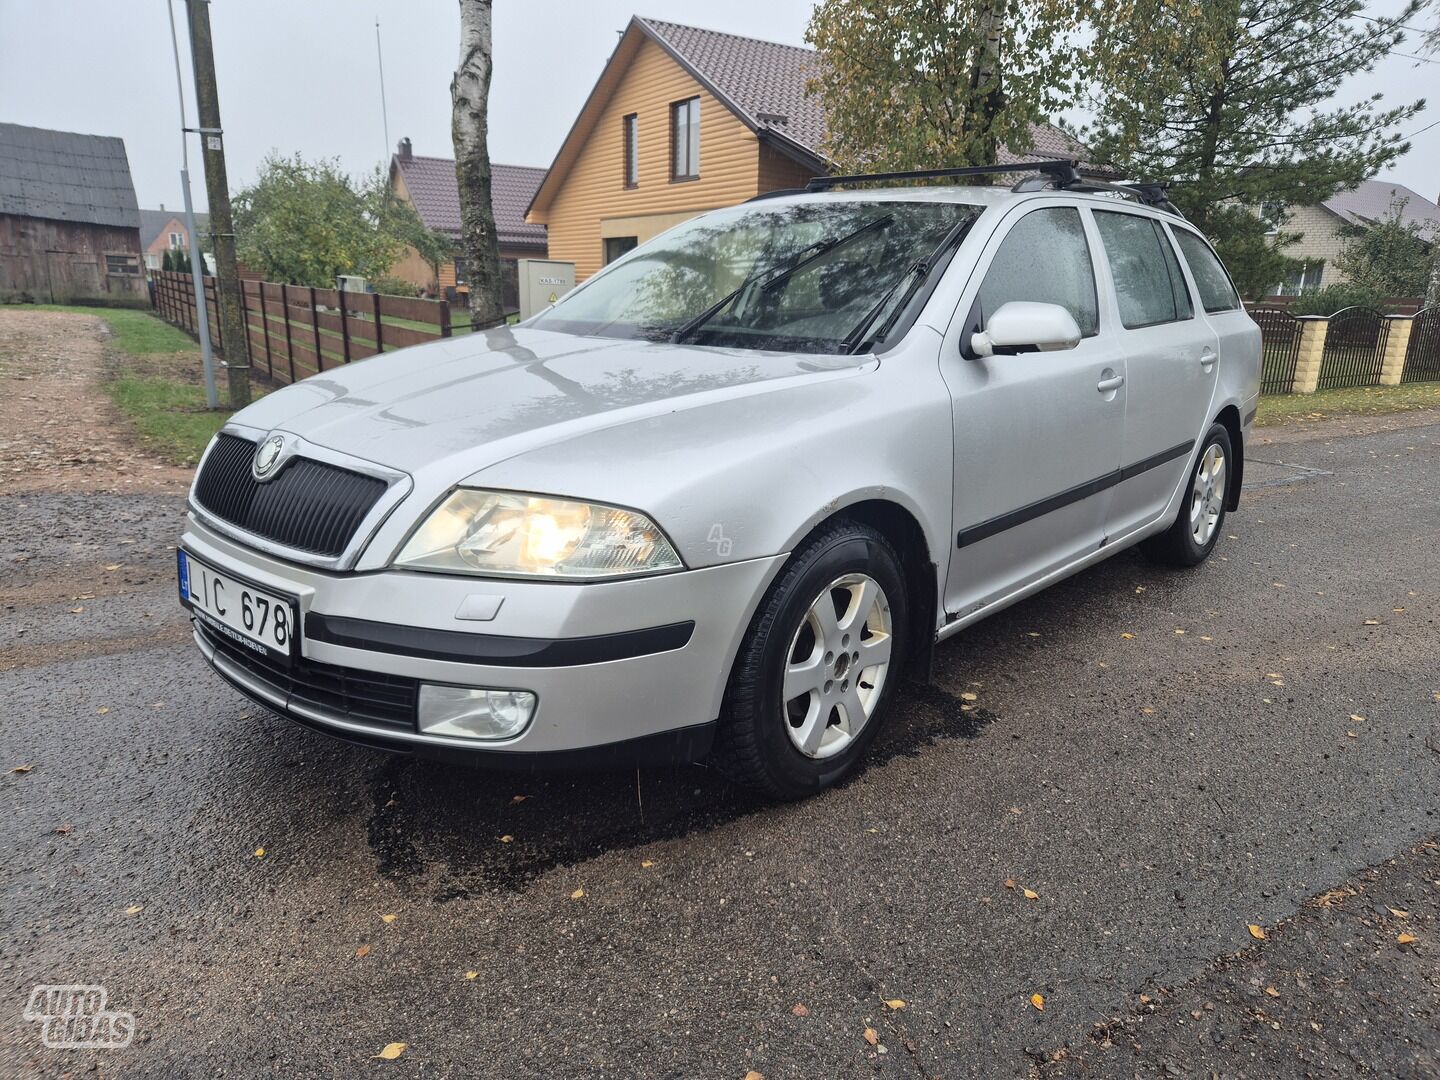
[527,16,1101,282]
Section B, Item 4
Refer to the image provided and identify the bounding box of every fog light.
[418,685,536,740]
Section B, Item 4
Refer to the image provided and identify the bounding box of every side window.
[975,206,1098,337]
[1172,228,1241,313]
[1093,210,1193,328]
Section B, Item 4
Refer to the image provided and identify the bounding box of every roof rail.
[802,159,1080,192]
[1012,170,1184,217]
[747,159,1185,218]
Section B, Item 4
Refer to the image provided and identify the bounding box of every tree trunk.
[967,0,1005,166]
[451,0,505,330]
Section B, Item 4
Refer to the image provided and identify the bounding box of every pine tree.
[1087,0,1424,292]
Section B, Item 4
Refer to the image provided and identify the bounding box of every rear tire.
[712,519,908,800]
[1142,421,1232,567]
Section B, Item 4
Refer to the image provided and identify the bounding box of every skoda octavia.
[180,164,1260,799]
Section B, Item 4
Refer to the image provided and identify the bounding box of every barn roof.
[391,155,547,249]
[0,122,140,230]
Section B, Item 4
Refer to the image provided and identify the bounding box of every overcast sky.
[0,0,1434,214]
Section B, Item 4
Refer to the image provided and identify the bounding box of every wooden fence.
[152,270,452,385]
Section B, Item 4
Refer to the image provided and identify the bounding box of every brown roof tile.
[394,155,547,249]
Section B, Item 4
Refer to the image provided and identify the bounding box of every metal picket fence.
[1316,306,1390,390]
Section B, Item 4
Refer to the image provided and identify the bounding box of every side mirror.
[970,301,1082,358]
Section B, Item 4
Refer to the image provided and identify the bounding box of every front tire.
[1143,421,1232,567]
[713,520,909,800]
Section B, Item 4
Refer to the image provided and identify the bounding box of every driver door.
[940,204,1127,621]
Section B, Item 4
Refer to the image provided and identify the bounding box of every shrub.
[369,275,421,298]
[1288,283,1390,317]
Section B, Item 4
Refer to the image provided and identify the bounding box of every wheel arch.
[788,498,938,682]
[1213,404,1243,511]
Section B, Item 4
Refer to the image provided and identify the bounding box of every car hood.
[230,325,866,479]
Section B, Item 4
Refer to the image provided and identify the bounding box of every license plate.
[179,550,298,666]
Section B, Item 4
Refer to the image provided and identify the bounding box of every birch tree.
[451,0,505,329]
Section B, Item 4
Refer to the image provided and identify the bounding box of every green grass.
[109,374,232,466]
[27,303,197,357]
[17,304,233,465]
[1257,380,1440,426]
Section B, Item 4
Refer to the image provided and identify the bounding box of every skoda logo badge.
[252,434,287,481]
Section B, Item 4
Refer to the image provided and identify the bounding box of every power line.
[1401,115,1440,139]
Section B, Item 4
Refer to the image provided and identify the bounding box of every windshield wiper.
[840,215,976,354]
[672,214,895,344]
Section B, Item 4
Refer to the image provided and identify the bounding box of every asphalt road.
[2,416,1438,1079]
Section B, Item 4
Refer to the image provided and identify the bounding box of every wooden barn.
[0,122,146,304]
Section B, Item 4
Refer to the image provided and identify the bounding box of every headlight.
[393,490,684,579]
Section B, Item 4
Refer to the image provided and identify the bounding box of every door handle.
[1200,349,1218,369]
[1096,374,1125,393]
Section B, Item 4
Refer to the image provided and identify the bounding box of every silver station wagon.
[180,161,1259,800]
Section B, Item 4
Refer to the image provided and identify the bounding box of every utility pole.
[185,0,250,408]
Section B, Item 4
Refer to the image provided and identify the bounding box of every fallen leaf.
[511,794,529,804]
[1135,586,1146,593]
[104,564,120,572]
[375,1042,406,1060]
[570,888,585,900]
[54,824,72,835]
[464,971,478,981]
[743,1073,765,1080]
[1026,632,1040,638]
[960,692,978,701]
[884,999,906,1010]
[1388,907,1410,919]
[1120,632,1135,639]
[791,1003,809,1017]
[1248,924,1267,940]
[1364,619,1380,626]
[8,764,34,774]
[355,944,371,958]
[254,847,265,858]
[1174,629,1186,635]
[69,606,84,614]
[1397,933,1417,945]
[1264,986,1280,998]
[641,859,655,868]
[381,914,397,924]
[1266,673,1282,679]
[1200,635,1213,641]
[1030,993,1045,1011]
[1350,714,1366,723]
[1346,731,1358,739]
[96,707,109,715]
[1003,878,1016,890]
[1394,607,1406,613]
[863,1027,879,1046]
[1023,888,1040,901]
[499,835,514,844]
[1141,707,1156,715]
[125,905,143,915]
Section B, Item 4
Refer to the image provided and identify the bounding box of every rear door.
[940,202,1128,620]
[1088,208,1219,538]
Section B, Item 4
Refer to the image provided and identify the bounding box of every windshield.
[530,200,981,353]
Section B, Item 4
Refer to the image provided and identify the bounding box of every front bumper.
[181,513,784,766]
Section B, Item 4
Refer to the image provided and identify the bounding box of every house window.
[169,231,184,248]
[623,113,639,188]
[604,236,638,265]
[454,258,468,287]
[1276,261,1324,296]
[105,253,141,276]
[670,97,700,180]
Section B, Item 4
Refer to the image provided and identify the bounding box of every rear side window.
[976,207,1098,336]
[1094,210,1193,329]
[1172,228,1241,313]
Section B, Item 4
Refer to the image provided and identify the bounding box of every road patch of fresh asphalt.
[2,418,1437,1078]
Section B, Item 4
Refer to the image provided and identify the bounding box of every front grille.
[194,433,389,558]
[197,620,417,732]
